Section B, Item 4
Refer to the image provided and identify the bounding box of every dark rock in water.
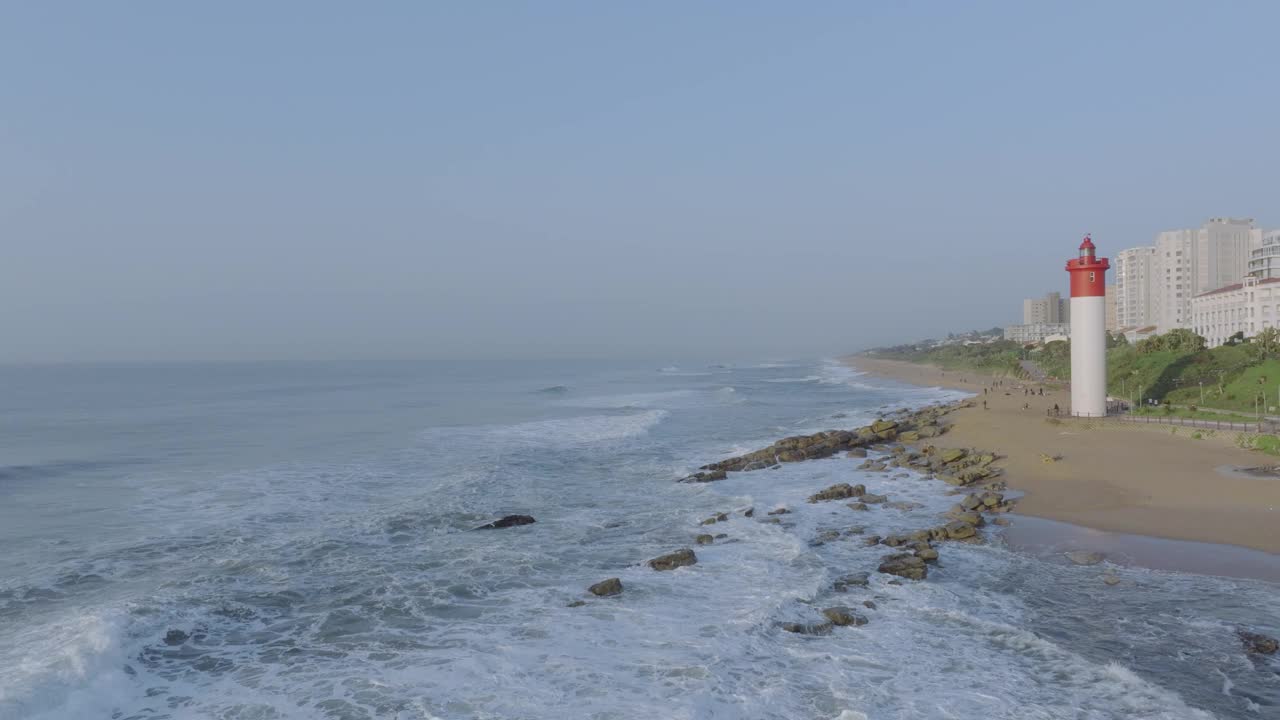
[699,512,728,525]
[861,535,882,547]
[944,521,977,540]
[809,529,842,547]
[475,515,536,530]
[1065,550,1105,566]
[822,606,869,626]
[743,507,755,518]
[833,572,870,591]
[163,629,189,646]
[808,483,864,503]
[847,502,869,512]
[878,553,927,580]
[567,600,587,608]
[767,507,791,516]
[648,548,698,571]
[846,448,868,458]
[782,621,834,635]
[714,533,728,539]
[679,469,728,483]
[1238,630,1279,655]
[695,534,715,545]
[589,578,623,597]
[862,600,877,610]
[859,493,888,504]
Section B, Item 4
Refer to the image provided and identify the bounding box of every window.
[1089,272,1095,282]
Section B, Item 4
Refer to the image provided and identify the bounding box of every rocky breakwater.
[679,405,957,482]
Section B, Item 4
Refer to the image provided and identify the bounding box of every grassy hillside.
[874,328,1280,415]
[870,340,1024,376]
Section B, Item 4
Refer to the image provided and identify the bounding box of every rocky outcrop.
[767,507,791,516]
[1238,630,1279,655]
[859,493,888,504]
[822,606,869,626]
[878,553,927,580]
[833,572,870,591]
[678,470,728,483]
[695,534,714,545]
[943,521,977,540]
[847,502,869,511]
[475,515,535,530]
[588,578,623,597]
[808,483,865,503]
[782,621,833,635]
[649,548,698,571]
[700,512,729,525]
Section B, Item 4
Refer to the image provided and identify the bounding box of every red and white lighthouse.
[1065,235,1110,416]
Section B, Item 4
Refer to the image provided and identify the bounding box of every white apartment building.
[1191,276,1280,348]
[1248,230,1280,279]
[1114,246,1156,328]
[1022,292,1068,324]
[1152,218,1261,333]
[1005,323,1072,344]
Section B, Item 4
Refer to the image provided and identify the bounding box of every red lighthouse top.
[1065,234,1109,298]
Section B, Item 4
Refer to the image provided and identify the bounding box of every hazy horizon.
[3,2,1277,364]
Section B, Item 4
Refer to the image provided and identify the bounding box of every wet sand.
[846,356,1280,555]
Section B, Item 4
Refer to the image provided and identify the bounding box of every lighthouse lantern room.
[1065,235,1110,417]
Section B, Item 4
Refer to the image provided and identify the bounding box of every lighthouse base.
[1069,295,1108,417]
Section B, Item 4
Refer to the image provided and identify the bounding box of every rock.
[885,501,923,511]
[944,521,977,540]
[847,448,868,458]
[862,600,877,609]
[649,548,698,571]
[715,533,728,539]
[859,493,888,504]
[1238,630,1279,655]
[881,534,910,547]
[567,600,587,607]
[808,483,863,503]
[981,492,1004,507]
[870,419,898,434]
[946,510,984,526]
[589,578,623,597]
[475,515,536,530]
[939,448,968,464]
[914,547,939,562]
[1065,550,1105,566]
[163,629,189,646]
[833,572,870,591]
[866,463,887,472]
[679,469,728,483]
[878,553,928,580]
[810,529,842,546]
[695,534,715,545]
[767,507,791,516]
[743,507,755,518]
[847,502,869,512]
[992,517,1012,526]
[782,622,834,635]
[898,430,921,442]
[822,606,869,627]
[960,494,983,511]
[1102,574,1121,586]
[699,512,729,525]
[760,517,782,525]
[861,535,882,547]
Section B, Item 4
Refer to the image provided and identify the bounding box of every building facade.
[1248,229,1280,279]
[1199,217,1260,293]
[1152,229,1199,332]
[1105,284,1118,331]
[1022,292,1068,325]
[1191,276,1280,348]
[1114,246,1157,329]
[1004,323,1072,344]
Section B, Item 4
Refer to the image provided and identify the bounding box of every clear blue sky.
[2,1,1277,362]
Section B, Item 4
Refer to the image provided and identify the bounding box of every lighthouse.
[1065,235,1110,416]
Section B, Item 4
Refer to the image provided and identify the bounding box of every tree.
[1106,331,1129,349]
[1253,327,1280,359]
[1136,328,1207,355]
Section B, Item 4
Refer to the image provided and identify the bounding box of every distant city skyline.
[2,3,1278,362]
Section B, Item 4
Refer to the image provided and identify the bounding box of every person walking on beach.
[982,400,988,410]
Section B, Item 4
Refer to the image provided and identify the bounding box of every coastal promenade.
[846,356,1280,554]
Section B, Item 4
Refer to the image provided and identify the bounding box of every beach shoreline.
[844,354,1280,557]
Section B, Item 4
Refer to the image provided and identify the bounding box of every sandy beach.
[847,356,1280,554]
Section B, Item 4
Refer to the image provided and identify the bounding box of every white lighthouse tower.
[1066,235,1110,416]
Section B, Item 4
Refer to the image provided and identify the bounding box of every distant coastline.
[845,354,1280,557]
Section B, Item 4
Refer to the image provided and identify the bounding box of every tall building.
[1105,284,1118,331]
[1114,246,1156,328]
[1198,217,1260,292]
[1152,229,1199,332]
[1022,292,1068,324]
[1192,276,1280,348]
[1249,229,1280,279]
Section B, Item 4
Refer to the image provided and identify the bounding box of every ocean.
[0,358,1276,719]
